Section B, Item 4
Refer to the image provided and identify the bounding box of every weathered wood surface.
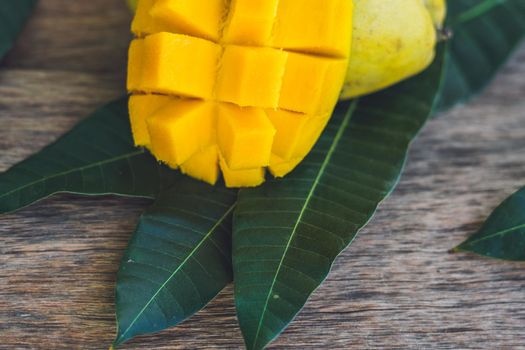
[1,1,524,349]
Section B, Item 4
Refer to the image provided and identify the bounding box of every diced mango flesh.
[269,154,303,178]
[219,153,266,188]
[216,46,288,109]
[146,99,215,166]
[272,0,354,58]
[131,0,168,35]
[181,146,220,185]
[279,52,349,115]
[128,0,353,187]
[130,33,221,99]
[222,0,280,46]
[150,0,225,41]
[266,109,330,161]
[217,104,276,170]
[128,94,173,146]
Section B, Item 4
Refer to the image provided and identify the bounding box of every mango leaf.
[232,45,447,350]
[114,178,237,346]
[454,187,525,261]
[0,97,180,215]
[0,0,37,61]
[437,0,525,110]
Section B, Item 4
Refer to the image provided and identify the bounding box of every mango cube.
[147,100,215,167]
[217,104,275,170]
[279,52,349,115]
[219,153,265,188]
[222,0,279,46]
[269,154,303,178]
[141,32,221,99]
[181,146,220,185]
[131,0,167,36]
[266,109,329,160]
[273,0,354,57]
[129,94,174,146]
[150,0,225,42]
[127,39,145,92]
[216,46,288,108]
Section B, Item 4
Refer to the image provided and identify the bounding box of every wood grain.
[1,1,524,349]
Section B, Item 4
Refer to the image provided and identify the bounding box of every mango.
[180,146,220,185]
[127,0,445,187]
[128,0,353,187]
[146,99,215,167]
[340,0,446,98]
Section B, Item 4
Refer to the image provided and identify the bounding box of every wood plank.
[1,1,524,349]
[3,0,132,74]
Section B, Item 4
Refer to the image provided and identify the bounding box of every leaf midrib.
[251,100,358,349]
[115,203,237,345]
[0,150,145,201]
[464,223,525,246]
[454,0,509,25]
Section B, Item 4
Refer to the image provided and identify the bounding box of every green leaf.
[114,178,237,346]
[437,0,525,110]
[0,97,180,215]
[454,187,525,261]
[233,45,446,350]
[0,0,37,61]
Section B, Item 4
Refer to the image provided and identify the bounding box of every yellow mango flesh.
[269,154,303,178]
[266,109,329,161]
[272,0,353,58]
[150,0,225,41]
[180,146,220,185]
[215,46,288,108]
[216,104,276,170]
[131,33,221,99]
[222,0,279,46]
[146,99,215,167]
[128,0,353,187]
[128,94,172,146]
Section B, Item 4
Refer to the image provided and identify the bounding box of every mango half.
[128,0,353,187]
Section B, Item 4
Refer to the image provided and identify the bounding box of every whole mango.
[341,0,445,98]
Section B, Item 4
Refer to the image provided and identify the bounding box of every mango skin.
[340,0,446,99]
[423,0,447,27]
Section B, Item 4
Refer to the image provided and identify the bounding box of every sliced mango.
[222,0,279,46]
[127,39,145,92]
[266,109,329,161]
[128,94,173,146]
[140,33,221,98]
[131,0,167,36]
[216,46,288,108]
[279,52,348,115]
[128,0,353,187]
[219,153,266,188]
[269,154,303,178]
[146,100,215,167]
[181,146,220,185]
[272,0,354,57]
[150,0,225,42]
[217,103,275,170]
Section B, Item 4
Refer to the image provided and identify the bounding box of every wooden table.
[1,1,524,349]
